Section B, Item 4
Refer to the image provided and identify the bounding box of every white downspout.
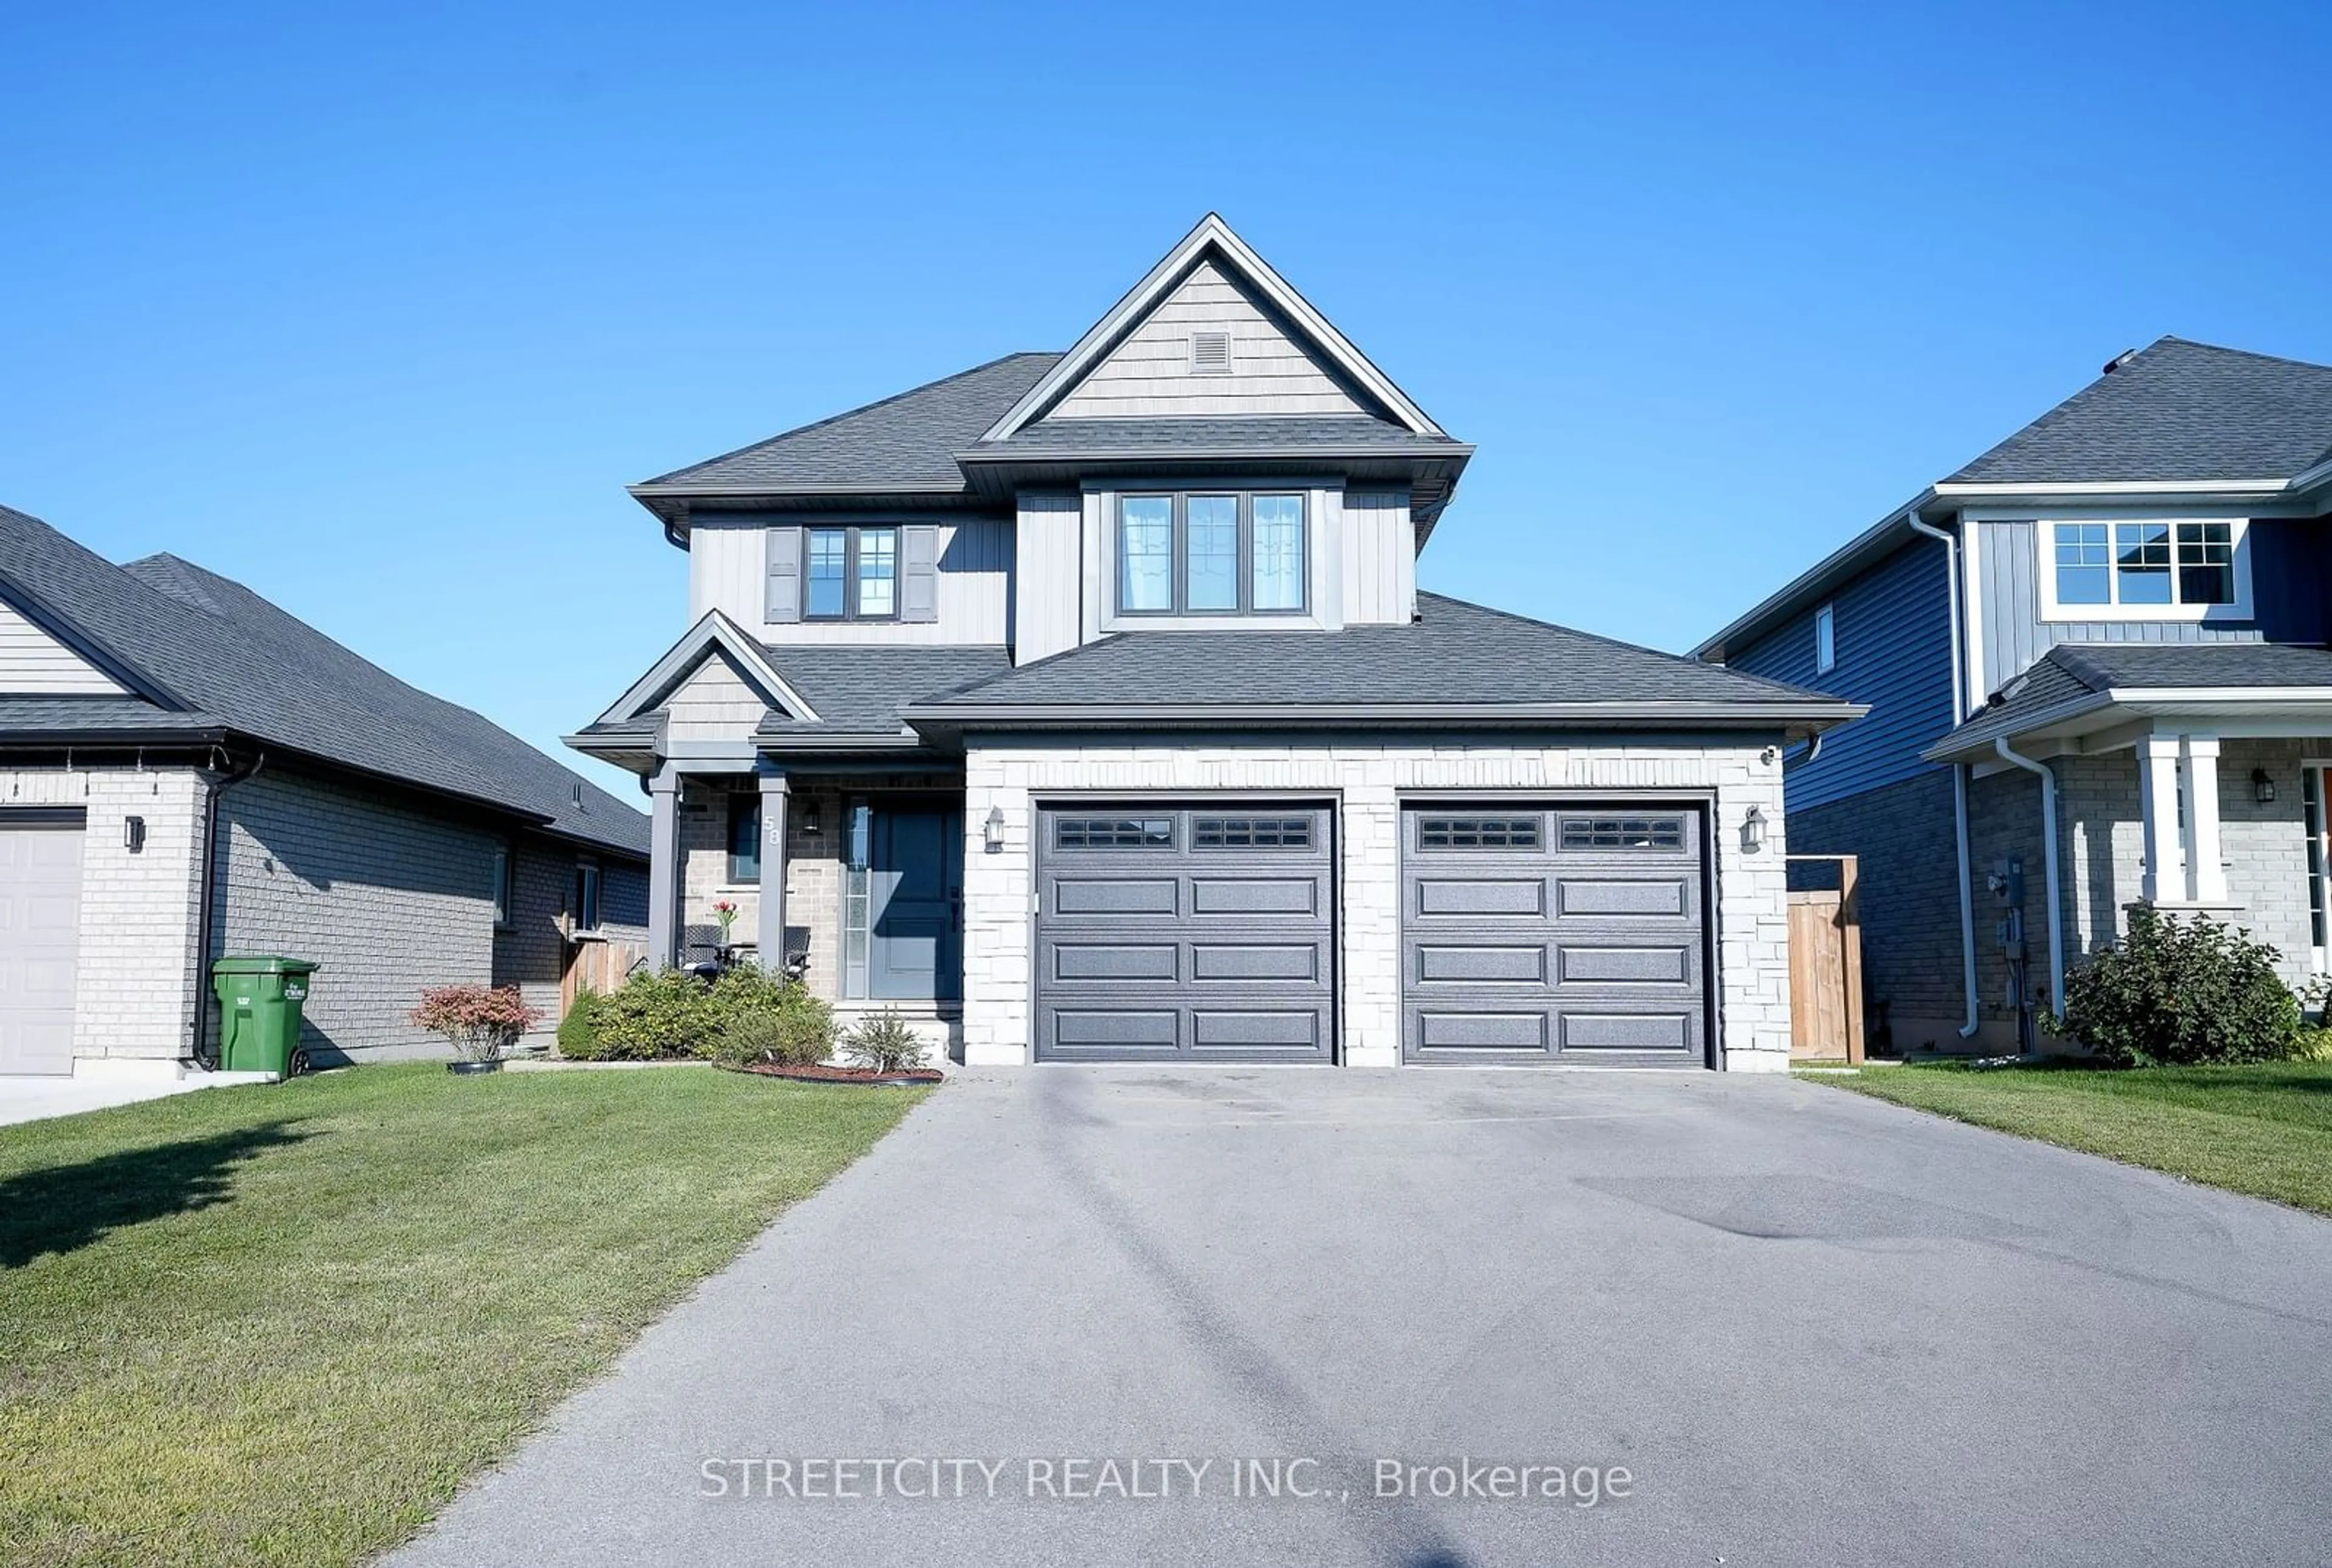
[1994,738,2065,1017]
[1907,514,1982,1039]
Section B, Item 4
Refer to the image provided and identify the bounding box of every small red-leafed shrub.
[410,984,544,1063]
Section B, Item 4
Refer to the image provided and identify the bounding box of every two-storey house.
[1699,338,2332,1052]
[568,216,1856,1070]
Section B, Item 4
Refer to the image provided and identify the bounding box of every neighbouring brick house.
[0,504,649,1079]
[1699,338,2332,1052]
[567,214,1858,1069]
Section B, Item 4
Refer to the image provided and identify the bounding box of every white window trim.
[572,856,603,936]
[1813,602,1836,674]
[2036,517,2254,624]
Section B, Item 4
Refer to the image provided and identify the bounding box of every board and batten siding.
[1974,518,2265,696]
[1728,536,1957,814]
[1048,259,1374,421]
[689,517,1012,645]
[1013,493,1081,665]
[0,598,129,695]
[1342,490,1417,627]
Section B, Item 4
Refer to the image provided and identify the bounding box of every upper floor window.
[805,526,898,621]
[1813,602,1836,673]
[1117,492,1307,617]
[2042,519,2250,622]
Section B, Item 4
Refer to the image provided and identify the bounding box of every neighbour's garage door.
[1402,805,1707,1067]
[0,813,87,1075]
[1034,803,1334,1062]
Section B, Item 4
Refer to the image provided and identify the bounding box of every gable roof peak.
[980,213,1447,443]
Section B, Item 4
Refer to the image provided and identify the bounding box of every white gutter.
[1994,737,2065,1019]
[1908,515,1981,1040]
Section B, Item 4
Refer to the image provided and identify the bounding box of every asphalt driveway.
[387,1068,2332,1567]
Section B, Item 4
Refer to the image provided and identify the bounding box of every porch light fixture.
[983,806,1006,854]
[2253,768,2276,805]
[800,800,820,835]
[1740,804,1767,854]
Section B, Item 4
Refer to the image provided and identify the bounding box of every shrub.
[588,967,719,1060]
[706,990,836,1069]
[840,1009,929,1074]
[409,984,543,1063]
[2054,906,2302,1067]
[556,989,605,1060]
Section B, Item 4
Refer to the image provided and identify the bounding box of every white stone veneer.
[960,738,1792,1071]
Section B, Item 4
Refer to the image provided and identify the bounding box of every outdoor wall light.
[1740,803,1766,854]
[983,806,1006,854]
[123,815,146,853]
[800,800,821,835]
[2253,768,2277,805]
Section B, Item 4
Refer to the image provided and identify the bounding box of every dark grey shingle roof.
[2044,641,2332,690]
[918,593,1839,715]
[1927,640,2332,758]
[1951,338,2332,485]
[637,353,1062,493]
[0,505,647,856]
[965,414,1461,457]
[0,697,225,734]
[757,644,1015,734]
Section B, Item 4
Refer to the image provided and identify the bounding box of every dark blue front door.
[869,809,962,1001]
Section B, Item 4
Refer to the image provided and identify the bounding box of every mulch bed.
[733,1063,945,1086]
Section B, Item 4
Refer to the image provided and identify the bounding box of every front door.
[868,808,963,1001]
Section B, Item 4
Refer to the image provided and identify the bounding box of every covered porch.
[1930,643,2332,1040]
[638,760,968,1038]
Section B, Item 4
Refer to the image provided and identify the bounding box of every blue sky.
[5,1,2328,796]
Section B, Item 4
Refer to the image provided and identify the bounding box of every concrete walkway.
[389,1068,2332,1567]
[0,1068,275,1128]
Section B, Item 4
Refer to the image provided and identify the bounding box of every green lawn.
[0,1062,929,1568]
[1813,1060,2332,1215]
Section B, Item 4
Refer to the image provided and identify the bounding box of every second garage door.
[1034,803,1334,1063]
[1402,804,1708,1067]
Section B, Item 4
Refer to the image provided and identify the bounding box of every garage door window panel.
[1557,814,1686,851]
[1417,815,1542,850]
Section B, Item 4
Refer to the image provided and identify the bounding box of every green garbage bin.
[211,956,320,1075]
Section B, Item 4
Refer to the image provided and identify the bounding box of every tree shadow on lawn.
[0,1120,314,1268]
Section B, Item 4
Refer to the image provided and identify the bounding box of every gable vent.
[1190,330,1232,375]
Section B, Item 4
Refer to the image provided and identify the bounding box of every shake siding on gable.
[1728,536,1956,813]
[1974,519,2263,695]
[1048,259,1375,420]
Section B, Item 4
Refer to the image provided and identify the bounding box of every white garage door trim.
[1400,797,1714,1068]
[0,807,88,1076]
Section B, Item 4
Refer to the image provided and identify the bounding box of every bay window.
[1115,491,1308,616]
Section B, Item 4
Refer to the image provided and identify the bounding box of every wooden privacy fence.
[1786,853,1866,1064]
[561,935,646,1015]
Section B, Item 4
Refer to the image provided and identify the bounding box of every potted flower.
[411,984,544,1074]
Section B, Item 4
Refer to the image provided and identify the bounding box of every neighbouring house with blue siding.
[1697,336,2332,1052]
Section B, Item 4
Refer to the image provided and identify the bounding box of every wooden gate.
[561,936,646,1015]
[1787,854,1866,1063]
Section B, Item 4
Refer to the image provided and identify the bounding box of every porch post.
[2182,734,2226,904]
[648,765,682,968]
[2136,733,2183,902]
[758,768,788,971]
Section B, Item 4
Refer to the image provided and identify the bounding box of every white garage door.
[0,813,86,1075]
